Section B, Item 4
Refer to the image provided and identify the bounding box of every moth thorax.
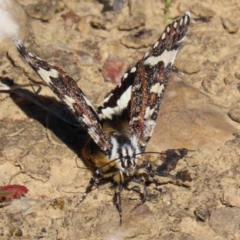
[109,134,140,177]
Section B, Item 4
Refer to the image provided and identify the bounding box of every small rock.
[118,14,146,30]
[194,206,210,222]
[121,29,156,49]
[118,0,146,30]
[98,0,113,12]
[201,74,218,93]
[91,16,108,30]
[221,185,240,208]
[14,228,23,237]
[228,108,240,123]
[90,14,116,31]
[223,74,234,85]
[175,60,201,74]
[234,72,240,80]
[201,78,212,93]
[93,51,102,62]
[25,0,61,21]
[129,0,145,16]
[191,3,215,18]
[210,208,240,239]
[222,18,239,34]
[102,55,127,84]
[51,198,65,210]
[77,15,92,34]
[61,11,79,26]
[113,0,124,11]
[80,55,94,66]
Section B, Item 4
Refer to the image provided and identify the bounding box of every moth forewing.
[129,12,191,148]
[13,38,111,154]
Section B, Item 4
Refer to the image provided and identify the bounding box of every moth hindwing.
[13,12,191,224]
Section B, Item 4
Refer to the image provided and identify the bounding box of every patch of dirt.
[1,0,240,239]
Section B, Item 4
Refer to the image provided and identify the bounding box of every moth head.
[119,154,138,177]
[109,135,141,177]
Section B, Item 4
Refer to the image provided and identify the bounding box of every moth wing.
[129,12,191,149]
[13,39,111,153]
[97,64,137,122]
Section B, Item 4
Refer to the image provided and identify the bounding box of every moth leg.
[75,169,103,207]
[114,182,123,225]
[130,177,147,212]
[126,161,154,212]
[136,161,154,178]
[153,172,191,192]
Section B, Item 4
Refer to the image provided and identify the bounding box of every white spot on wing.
[144,106,155,119]
[184,15,189,25]
[103,93,113,103]
[150,83,164,94]
[82,115,92,125]
[180,18,183,26]
[83,95,97,113]
[98,113,104,119]
[185,11,191,19]
[130,67,137,73]
[64,95,76,111]
[173,21,178,28]
[123,73,128,79]
[153,41,159,49]
[131,116,139,122]
[88,126,100,143]
[37,68,59,84]
[101,86,132,119]
[144,49,177,67]
[36,56,43,61]
[161,32,166,40]
[143,119,156,138]
[167,26,170,32]
[144,51,149,58]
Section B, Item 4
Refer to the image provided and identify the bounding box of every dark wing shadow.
[0,77,89,155]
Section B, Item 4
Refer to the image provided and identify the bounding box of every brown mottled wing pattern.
[13,38,111,153]
[129,12,190,149]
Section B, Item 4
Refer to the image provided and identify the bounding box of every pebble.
[102,55,127,84]
[118,14,146,30]
[234,72,240,80]
[175,60,201,74]
[25,0,62,21]
[113,0,124,11]
[61,11,79,26]
[210,208,240,239]
[118,0,146,30]
[121,29,156,49]
[222,18,239,34]
[191,3,215,18]
[228,108,240,123]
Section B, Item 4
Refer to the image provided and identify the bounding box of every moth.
[13,12,190,224]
